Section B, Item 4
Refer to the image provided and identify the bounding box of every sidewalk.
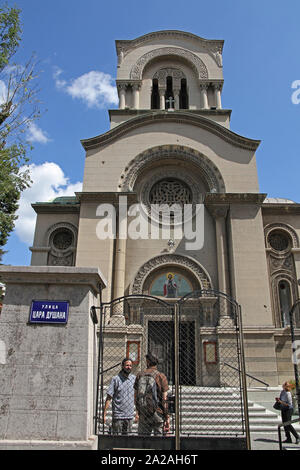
[251,432,300,451]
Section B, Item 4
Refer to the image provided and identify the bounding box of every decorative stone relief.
[130,47,208,80]
[130,254,212,294]
[46,222,77,267]
[149,178,192,206]
[153,68,186,89]
[265,225,299,328]
[118,145,225,194]
[264,223,299,250]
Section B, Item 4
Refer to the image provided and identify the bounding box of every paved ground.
[250,432,300,451]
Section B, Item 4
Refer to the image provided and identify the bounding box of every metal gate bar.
[94,291,250,449]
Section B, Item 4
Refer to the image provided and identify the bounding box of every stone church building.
[29,30,300,388]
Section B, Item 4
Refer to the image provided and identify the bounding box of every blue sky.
[2,0,300,266]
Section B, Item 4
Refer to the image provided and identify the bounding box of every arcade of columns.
[116,80,223,110]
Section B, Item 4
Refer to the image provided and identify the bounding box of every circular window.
[52,229,73,251]
[149,178,192,207]
[268,231,290,252]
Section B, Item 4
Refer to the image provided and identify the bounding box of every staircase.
[179,387,300,434]
[100,387,300,435]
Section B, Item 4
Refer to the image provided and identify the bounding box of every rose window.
[149,178,192,207]
[268,232,290,252]
[52,229,73,250]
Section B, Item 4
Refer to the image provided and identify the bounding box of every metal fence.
[95,291,249,449]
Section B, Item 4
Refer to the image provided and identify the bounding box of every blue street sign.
[29,300,69,324]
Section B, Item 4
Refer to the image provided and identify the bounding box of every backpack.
[136,370,159,417]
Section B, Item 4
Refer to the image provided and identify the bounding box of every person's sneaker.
[295,438,299,444]
[283,439,292,443]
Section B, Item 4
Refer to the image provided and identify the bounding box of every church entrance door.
[148,320,195,385]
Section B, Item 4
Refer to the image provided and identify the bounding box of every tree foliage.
[0,3,41,262]
[0,3,21,72]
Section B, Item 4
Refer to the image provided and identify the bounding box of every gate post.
[237,305,251,450]
[174,302,180,450]
[289,300,300,418]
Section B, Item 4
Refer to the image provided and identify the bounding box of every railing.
[100,363,120,375]
[278,417,300,450]
[222,362,270,387]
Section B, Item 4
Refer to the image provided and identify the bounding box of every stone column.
[0,266,107,450]
[173,87,180,109]
[214,83,222,109]
[200,84,209,109]
[118,84,126,109]
[111,196,128,325]
[206,204,231,322]
[132,83,141,109]
[215,207,230,296]
[159,87,166,109]
[113,196,128,301]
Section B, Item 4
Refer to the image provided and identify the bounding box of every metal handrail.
[222,362,270,387]
[100,362,120,375]
[278,417,300,450]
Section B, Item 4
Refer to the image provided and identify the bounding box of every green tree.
[0,3,40,262]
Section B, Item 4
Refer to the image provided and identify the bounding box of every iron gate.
[95,291,250,450]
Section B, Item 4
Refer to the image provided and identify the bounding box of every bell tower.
[111,30,229,129]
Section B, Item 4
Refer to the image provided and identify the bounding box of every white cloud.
[0,80,7,105]
[14,162,82,245]
[53,66,67,89]
[53,67,118,108]
[26,122,51,144]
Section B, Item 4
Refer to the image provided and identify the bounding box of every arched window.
[165,76,174,109]
[179,78,189,109]
[278,280,292,327]
[46,223,77,267]
[151,78,159,109]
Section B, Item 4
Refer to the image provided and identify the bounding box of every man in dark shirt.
[134,353,170,435]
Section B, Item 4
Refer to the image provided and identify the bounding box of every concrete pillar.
[0,266,107,450]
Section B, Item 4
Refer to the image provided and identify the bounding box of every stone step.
[100,387,300,434]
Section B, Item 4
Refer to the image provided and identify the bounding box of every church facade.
[30,30,300,387]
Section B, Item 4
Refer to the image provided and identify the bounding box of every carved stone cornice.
[262,202,300,215]
[205,204,229,219]
[109,109,232,118]
[116,30,224,67]
[81,112,261,151]
[32,202,80,214]
[0,266,107,292]
[75,191,138,205]
[116,30,224,53]
[205,193,267,206]
[116,80,142,91]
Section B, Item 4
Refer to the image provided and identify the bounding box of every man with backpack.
[134,352,170,436]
